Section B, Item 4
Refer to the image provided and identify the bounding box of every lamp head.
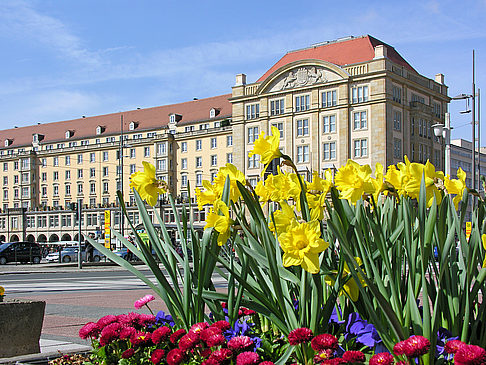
[452,93,471,100]
[432,123,444,137]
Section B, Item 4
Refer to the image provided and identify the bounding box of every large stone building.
[0,35,450,244]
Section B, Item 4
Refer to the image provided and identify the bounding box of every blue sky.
[0,0,485,143]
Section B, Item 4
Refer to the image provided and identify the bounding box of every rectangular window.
[248,126,259,143]
[419,119,423,137]
[90,168,95,178]
[227,153,233,164]
[103,167,108,177]
[211,138,217,149]
[196,157,202,168]
[270,98,285,116]
[157,142,167,155]
[3,163,7,171]
[22,186,29,198]
[433,103,441,118]
[295,95,310,112]
[65,156,70,165]
[181,142,187,152]
[393,111,402,131]
[353,139,368,158]
[323,115,336,133]
[393,138,402,159]
[65,184,71,195]
[322,90,337,107]
[181,175,188,187]
[272,122,284,139]
[77,169,83,179]
[411,118,415,136]
[351,86,369,103]
[65,170,71,180]
[157,159,167,171]
[248,154,259,169]
[2,177,6,185]
[14,175,19,184]
[130,164,136,174]
[226,135,233,146]
[246,103,260,119]
[144,147,150,157]
[77,154,83,164]
[102,151,108,161]
[90,183,96,194]
[13,161,18,170]
[130,148,135,158]
[196,140,202,151]
[181,158,187,169]
[196,173,202,186]
[296,119,309,136]
[53,171,59,181]
[392,86,402,103]
[103,182,109,194]
[353,111,367,130]
[211,155,217,166]
[53,157,59,166]
[77,183,83,194]
[90,152,95,163]
[322,142,336,160]
[297,145,310,163]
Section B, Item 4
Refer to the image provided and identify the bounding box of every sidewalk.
[0,339,91,364]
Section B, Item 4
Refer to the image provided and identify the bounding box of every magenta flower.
[134,294,155,309]
[79,322,100,339]
[236,351,260,365]
[288,327,314,346]
[227,335,254,352]
[454,344,486,365]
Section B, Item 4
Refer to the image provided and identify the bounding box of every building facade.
[0,35,450,244]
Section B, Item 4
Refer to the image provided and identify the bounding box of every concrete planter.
[0,299,46,358]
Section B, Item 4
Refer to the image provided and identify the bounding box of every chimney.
[435,73,445,85]
[373,45,387,59]
[235,73,247,86]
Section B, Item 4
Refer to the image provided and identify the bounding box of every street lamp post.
[432,112,451,176]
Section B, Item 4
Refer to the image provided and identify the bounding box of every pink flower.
[178,332,200,352]
[130,331,152,346]
[311,334,339,351]
[369,352,394,365]
[393,340,406,355]
[79,322,100,339]
[190,322,210,333]
[134,294,155,309]
[96,314,117,328]
[228,336,254,352]
[314,349,334,363]
[444,339,466,354]
[201,327,223,343]
[210,348,233,363]
[259,362,275,365]
[119,326,137,340]
[321,359,345,365]
[288,327,313,346]
[202,358,220,365]
[151,349,165,364]
[152,326,172,344]
[402,335,430,358]
[454,344,486,365]
[99,322,121,345]
[236,351,260,365]
[167,348,185,365]
[342,350,365,363]
[206,334,226,348]
[137,313,156,327]
[170,329,187,344]
[121,348,135,359]
[211,320,231,331]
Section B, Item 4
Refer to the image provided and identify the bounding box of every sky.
[0,0,485,144]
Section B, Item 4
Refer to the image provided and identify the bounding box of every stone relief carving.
[269,66,340,92]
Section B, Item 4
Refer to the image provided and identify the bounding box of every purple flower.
[156,310,175,327]
[436,327,458,359]
[344,312,382,348]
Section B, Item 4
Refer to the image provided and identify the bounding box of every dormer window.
[96,125,105,135]
[32,133,44,143]
[169,115,176,123]
[169,113,182,124]
[65,130,74,139]
[129,121,138,131]
[209,108,220,118]
[4,139,12,147]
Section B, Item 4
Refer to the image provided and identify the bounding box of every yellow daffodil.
[335,160,376,204]
[249,126,283,169]
[269,201,298,234]
[205,200,233,246]
[212,164,246,203]
[279,220,329,274]
[444,168,467,209]
[325,257,366,302]
[130,162,167,206]
[255,168,301,204]
[482,234,486,268]
[371,163,385,202]
[0,286,4,296]
[195,180,220,210]
[307,170,333,195]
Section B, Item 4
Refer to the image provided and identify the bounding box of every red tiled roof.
[0,94,232,148]
[257,35,416,82]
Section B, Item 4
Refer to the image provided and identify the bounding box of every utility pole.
[78,199,82,269]
[472,50,476,192]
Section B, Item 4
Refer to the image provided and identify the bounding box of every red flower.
[402,335,430,358]
[210,348,233,363]
[243,308,256,316]
[130,331,152,346]
[207,334,227,348]
[228,336,254,352]
[321,359,345,365]
[151,349,166,364]
[201,327,223,343]
[201,348,213,358]
[97,314,117,328]
[202,359,220,365]
[167,348,185,365]
[342,350,365,363]
[221,302,228,309]
[236,351,260,365]
[288,328,314,346]
[444,339,466,354]
[314,350,334,363]
[179,332,200,352]
[99,322,121,346]
[259,362,275,365]
[137,313,156,327]
[454,344,486,365]
[393,340,407,356]
[170,329,187,344]
[79,322,100,339]
[369,352,394,365]
[311,334,338,351]
[190,322,209,333]
[119,326,136,340]
[152,326,172,344]
[121,348,135,359]
[211,320,231,331]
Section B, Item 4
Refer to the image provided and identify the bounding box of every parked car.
[0,241,42,264]
[45,246,105,263]
[113,248,136,261]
